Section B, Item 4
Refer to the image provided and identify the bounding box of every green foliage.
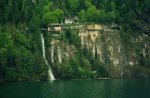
[68,0,79,12]
[42,8,64,25]
[0,29,48,81]
[0,0,149,80]
[86,6,100,22]
[42,2,64,25]
[0,0,149,26]
[78,10,86,23]
[64,30,81,47]
[0,0,48,80]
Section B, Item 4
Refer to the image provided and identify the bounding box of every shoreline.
[1,77,150,82]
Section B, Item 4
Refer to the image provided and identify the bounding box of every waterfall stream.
[41,34,55,80]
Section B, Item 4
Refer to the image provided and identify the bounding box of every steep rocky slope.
[47,24,150,78]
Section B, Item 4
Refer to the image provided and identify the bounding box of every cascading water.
[41,33,55,80]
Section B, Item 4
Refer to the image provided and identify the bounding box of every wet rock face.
[78,26,127,77]
[49,39,76,64]
[79,25,150,77]
[127,34,150,66]
[48,24,150,78]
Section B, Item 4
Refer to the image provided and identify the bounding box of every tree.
[78,10,86,22]
[110,1,116,12]
[78,0,91,10]
[86,5,100,22]
[42,5,64,25]
[143,0,150,16]
[65,30,81,47]
[68,0,79,12]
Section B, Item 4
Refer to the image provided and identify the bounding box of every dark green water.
[0,79,150,98]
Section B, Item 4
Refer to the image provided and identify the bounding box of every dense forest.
[0,0,150,81]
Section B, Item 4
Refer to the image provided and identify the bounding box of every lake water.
[0,79,150,98]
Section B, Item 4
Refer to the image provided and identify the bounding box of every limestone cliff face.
[48,24,150,78]
[49,39,76,64]
[78,25,127,77]
[127,34,150,66]
[126,34,150,77]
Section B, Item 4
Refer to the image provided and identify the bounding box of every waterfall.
[58,46,62,63]
[41,34,55,80]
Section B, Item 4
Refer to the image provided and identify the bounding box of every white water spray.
[41,34,55,80]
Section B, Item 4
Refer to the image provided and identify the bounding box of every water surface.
[0,79,150,98]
